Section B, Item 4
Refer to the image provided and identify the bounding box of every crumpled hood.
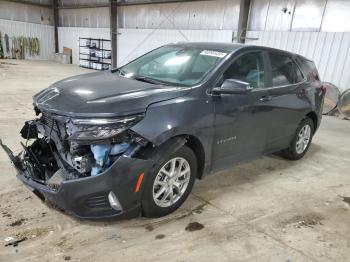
[33,71,191,117]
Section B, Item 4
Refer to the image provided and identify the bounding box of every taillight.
[312,71,320,81]
[311,70,325,94]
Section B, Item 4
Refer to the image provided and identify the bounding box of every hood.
[33,71,191,117]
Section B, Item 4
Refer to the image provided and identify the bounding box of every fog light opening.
[108,191,123,211]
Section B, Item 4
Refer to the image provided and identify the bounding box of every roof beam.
[58,0,216,9]
[4,0,51,8]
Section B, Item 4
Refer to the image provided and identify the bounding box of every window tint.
[270,53,304,86]
[220,52,265,89]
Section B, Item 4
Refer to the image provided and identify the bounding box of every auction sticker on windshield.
[200,50,227,58]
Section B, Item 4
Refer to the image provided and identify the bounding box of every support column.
[237,0,251,43]
[53,0,59,53]
[110,0,118,68]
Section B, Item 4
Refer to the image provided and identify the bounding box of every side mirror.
[212,79,252,95]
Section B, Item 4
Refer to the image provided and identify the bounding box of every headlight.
[67,114,143,141]
[71,115,142,125]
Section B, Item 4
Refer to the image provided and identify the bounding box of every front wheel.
[281,117,314,160]
[142,145,197,218]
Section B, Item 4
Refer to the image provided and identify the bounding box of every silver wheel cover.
[296,124,311,154]
[152,157,191,208]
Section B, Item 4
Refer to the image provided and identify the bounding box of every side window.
[219,52,265,89]
[270,53,303,86]
[294,62,304,82]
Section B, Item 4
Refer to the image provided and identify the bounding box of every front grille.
[41,113,69,137]
[41,113,59,132]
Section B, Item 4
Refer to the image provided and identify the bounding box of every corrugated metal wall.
[57,0,350,32]
[0,19,55,60]
[58,0,241,30]
[59,7,110,28]
[248,0,350,32]
[16,0,52,5]
[0,1,54,60]
[118,0,240,30]
[246,31,350,92]
[0,1,53,25]
[58,0,108,6]
[58,27,232,65]
[117,28,233,65]
[58,27,110,65]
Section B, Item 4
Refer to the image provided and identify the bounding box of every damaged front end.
[1,108,154,219]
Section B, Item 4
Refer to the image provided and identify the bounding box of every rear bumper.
[14,155,153,220]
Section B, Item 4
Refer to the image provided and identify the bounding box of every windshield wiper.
[111,68,126,76]
[133,76,170,86]
[113,70,176,86]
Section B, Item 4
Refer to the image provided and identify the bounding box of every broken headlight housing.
[67,114,144,141]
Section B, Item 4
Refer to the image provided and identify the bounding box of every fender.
[131,95,215,171]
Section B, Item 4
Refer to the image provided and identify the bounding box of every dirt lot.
[0,60,350,261]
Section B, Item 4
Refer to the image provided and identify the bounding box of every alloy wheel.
[296,124,311,154]
[152,157,191,208]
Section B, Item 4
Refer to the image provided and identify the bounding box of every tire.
[280,117,314,160]
[142,145,197,218]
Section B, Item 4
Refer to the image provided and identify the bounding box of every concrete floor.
[0,60,350,262]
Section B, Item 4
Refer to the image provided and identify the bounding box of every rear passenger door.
[264,52,308,152]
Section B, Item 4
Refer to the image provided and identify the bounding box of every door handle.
[298,88,306,95]
[259,96,272,102]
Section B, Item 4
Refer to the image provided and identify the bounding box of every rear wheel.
[280,117,314,160]
[142,145,197,218]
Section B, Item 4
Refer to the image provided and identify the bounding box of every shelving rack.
[79,37,111,70]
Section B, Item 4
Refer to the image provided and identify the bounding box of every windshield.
[119,46,228,86]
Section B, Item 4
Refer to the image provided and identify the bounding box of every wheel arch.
[155,134,206,180]
[184,135,206,180]
[139,133,206,180]
[306,111,318,132]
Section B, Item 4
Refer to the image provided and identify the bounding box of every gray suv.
[1,43,325,219]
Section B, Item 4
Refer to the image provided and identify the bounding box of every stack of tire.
[338,89,350,120]
[322,82,350,120]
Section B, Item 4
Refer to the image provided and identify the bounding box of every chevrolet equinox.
[1,43,325,219]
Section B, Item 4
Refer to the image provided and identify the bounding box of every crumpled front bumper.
[1,140,153,219]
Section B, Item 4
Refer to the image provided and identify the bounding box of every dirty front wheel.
[142,145,197,218]
[281,117,314,160]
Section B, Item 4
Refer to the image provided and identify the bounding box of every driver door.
[211,51,272,171]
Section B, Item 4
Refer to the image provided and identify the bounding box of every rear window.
[299,57,320,81]
[270,53,304,86]
[303,59,316,73]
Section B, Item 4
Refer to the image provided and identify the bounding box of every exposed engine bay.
[13,108,149,190]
